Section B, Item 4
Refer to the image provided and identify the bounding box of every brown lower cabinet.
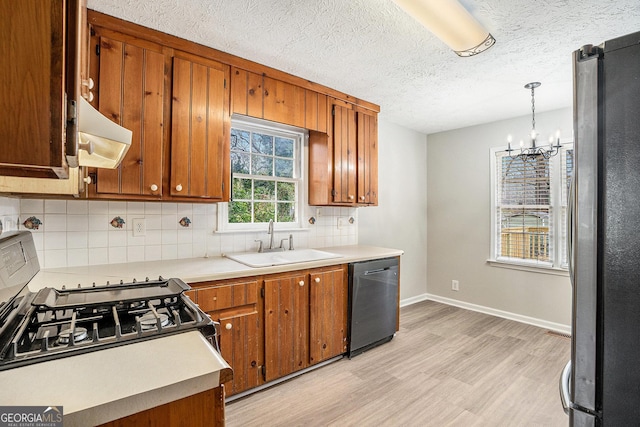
[96,386,225,426]
[189,264,348,397]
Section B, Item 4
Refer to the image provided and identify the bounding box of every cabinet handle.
[314,277,320,283]
[175,184,183,192]
[150,184,158,192]
[348,195,354,200]
[225,323,232,330]
[299,280,305,287]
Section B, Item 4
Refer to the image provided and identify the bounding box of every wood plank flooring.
[226,300,571,427]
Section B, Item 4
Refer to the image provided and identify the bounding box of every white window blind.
[496,153,553,264]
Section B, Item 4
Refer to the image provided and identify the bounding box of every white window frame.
[217,115,307,233]
[489,141,573,274]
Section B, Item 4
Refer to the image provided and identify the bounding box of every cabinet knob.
[175,184,183,192]
[348,195,354,200]
[299,280,305,287]
[150,184,158,192]
[225,323,232,330]
[360,196,365,201]
[314,277,321,283]
[83,176,92,184]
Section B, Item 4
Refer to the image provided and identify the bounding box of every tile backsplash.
[0,197,358,269]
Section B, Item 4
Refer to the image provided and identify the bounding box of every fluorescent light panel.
[392,0,495,56]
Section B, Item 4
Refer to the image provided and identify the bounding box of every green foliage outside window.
[229,126,299,225]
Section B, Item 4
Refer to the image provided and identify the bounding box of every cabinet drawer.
[197,281,258,312]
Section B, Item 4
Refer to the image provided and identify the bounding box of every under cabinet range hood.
[73,97,132,169]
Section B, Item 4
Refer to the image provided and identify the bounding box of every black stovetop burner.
[0,231,217,371]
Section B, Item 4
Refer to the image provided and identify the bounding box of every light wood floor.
[226,300,571,427]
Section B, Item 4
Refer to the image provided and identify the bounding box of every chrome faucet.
[268,219,274,250]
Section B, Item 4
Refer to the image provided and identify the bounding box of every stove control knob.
[225,323,232,330]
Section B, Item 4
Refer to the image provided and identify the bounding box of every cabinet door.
[305,90,328,133]
[230,67,263,118]
[331,100,357,204]
[198,279,263,396]
[264,273,309,382]
[309,266,348,364]
[90,30,165,197]
[171,54,230,200]
[356,109,378,205]
[0,0,74,179]
[263,77,305,128]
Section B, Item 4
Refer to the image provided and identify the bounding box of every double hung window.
[219,118,305,231]
[491,145,573,269]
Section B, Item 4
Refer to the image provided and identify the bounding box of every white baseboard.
[401,293,571,335]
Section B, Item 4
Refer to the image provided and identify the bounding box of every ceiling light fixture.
[506,82,562,161]
[391,0,495,57]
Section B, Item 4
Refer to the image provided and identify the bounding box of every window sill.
[214,227,310,234]
[486,259,569,277]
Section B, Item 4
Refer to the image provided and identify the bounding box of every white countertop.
[29,245,404,291]
[2,245,400,425]
[0,331,231,426]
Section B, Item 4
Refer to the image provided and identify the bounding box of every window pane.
[278,202,295,222]
[254,202,275,223]
[275,158,293,178]
[277,182,295,201]
[231,152,250,174]
[251,154,273,176]
[275,137,294,158]
[232,177,252,200]
[252,133,273,155]
[254,180,275,200]
[229,201,251,223]
[499,208,550,261]
[231,129,250,152]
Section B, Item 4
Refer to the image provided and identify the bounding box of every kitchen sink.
[224,249,343,268]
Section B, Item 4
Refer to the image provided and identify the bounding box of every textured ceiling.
[87,0,640,135]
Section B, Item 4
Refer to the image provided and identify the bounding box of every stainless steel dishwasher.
[348,257,399,358]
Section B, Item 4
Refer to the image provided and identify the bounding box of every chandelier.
[506,82,562,160]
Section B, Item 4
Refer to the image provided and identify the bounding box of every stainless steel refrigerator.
[560,30,640,426]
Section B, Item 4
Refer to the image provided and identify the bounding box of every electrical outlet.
[132,218,146,237]
[337,217,345,229]
[452,280,459,291]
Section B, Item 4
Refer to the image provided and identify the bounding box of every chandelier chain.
[531,86,536,132]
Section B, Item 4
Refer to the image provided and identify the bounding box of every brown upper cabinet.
[88,28,165,198]
[170,52,230,200]
[231,67,327,132]
[83,11,377,204]
[308,98,378,206]
[0,0,84,179]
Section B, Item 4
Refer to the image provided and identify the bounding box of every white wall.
[426,108,573,328]
[358,119,428,302]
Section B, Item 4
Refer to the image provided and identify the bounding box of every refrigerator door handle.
[568,174,576,286]
[560,360,572,415]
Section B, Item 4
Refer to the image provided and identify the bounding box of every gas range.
[0,231,218,371]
